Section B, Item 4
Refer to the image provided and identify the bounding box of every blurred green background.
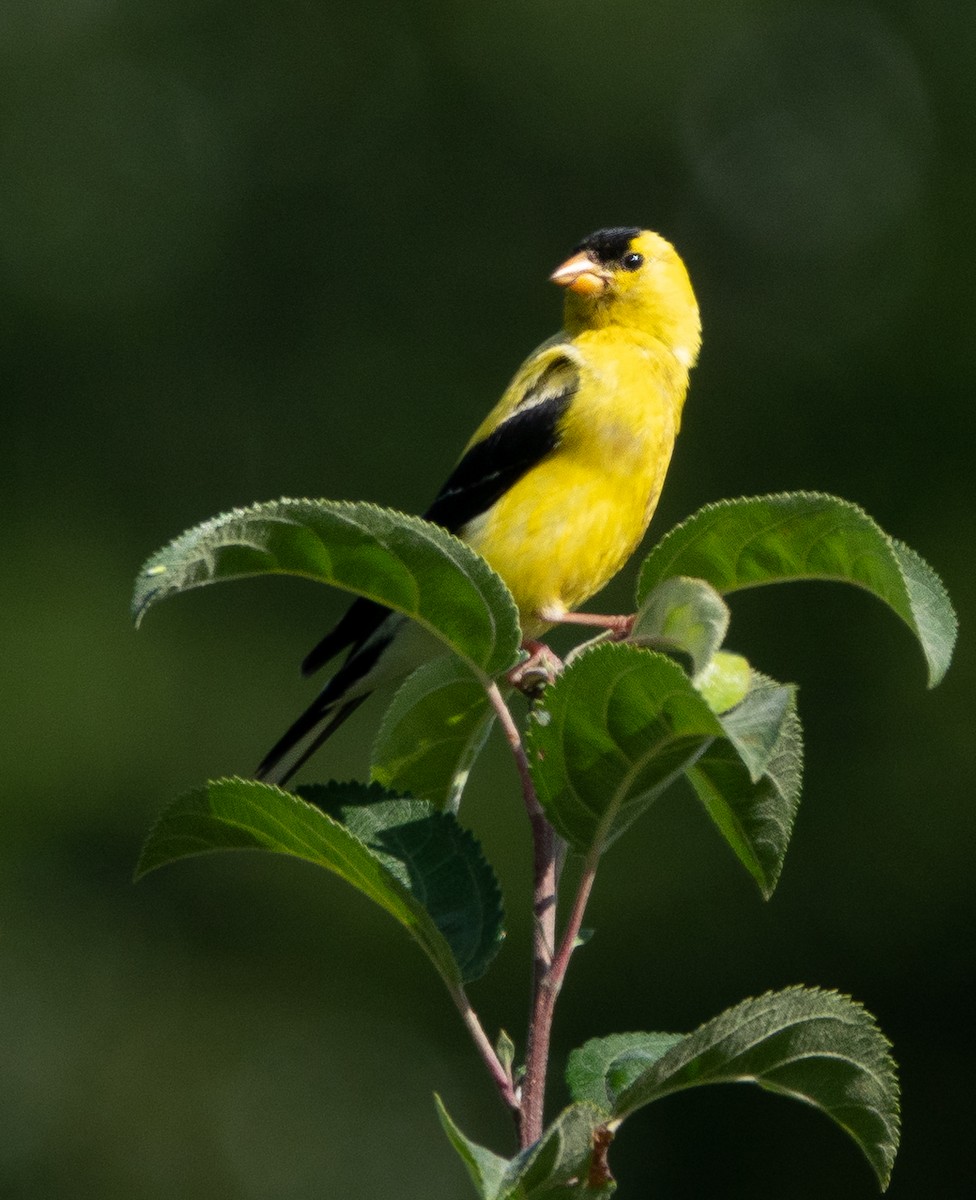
[2,1,973,1196]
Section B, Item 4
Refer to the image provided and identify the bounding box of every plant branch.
[520,847,599,1147]
[450,984,519,1112]
[485,682,558,979]
[550,847,599,994]
[486,681,542,820]
[487,679,580,1149]
[486,680,560,990]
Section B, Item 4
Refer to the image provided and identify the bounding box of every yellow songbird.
[257,227,701,784]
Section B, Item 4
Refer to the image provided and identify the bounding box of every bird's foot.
[605,613,635,641]
[508,640,564,696]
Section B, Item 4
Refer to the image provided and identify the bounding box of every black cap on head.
[574,227,641,265]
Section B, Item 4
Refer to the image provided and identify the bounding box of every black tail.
[256,608,397,786]
[255,693,371,787]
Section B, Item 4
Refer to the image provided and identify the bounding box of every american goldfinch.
[257,227,701,784]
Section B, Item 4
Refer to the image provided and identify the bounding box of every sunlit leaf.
[132,498,521,679]
[527,644,724,855]
[605,987,900,1191]
[637,492,956,686]
[370,656,494,810]
[693,650,752,713]
[629,576,730,677]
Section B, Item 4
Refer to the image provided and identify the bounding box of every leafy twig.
[450,984,519,1113]
[486,679,591,1148]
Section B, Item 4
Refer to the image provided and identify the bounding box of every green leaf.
[567,1033,684,1111]
[693,650,752,713]
[500,1103,614,1198]
[132,498,521,679]
[298,781,505,981]
[889,538,956,685]
[136,778,503,987]
[434,1100,615,1200]
[608,987,900,1191]
[370,656,494,810]
[637,492,956,687]
[496,1029,516,1080]
[527,644,725,855]
[435,1095,508,1200]
[718,674,795,781]
[629,576,730,677]
[687,690,802,898]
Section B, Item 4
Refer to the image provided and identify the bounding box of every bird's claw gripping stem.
[508,640,564,696]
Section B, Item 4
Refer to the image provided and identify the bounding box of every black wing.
[424,387,574,534]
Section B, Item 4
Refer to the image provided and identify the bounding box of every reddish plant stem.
[519,814,557,1147]
[486,682,540,820]
[485,685,558,988]
[451,985,519,1112]
[485,681,596,1150]
[520,850,598,1146]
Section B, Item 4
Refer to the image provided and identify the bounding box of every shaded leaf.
[567,1033,683,1112]
[527,645,724,854]
[435,1095,508,1200]
[500,1103,614,1198]
[435,1100,614,1200]
[637,492,956,686]
[370,656,494,810]
[686,691,801,897]
[133,498,521,679]
[136,777,504,987]
[298,781,505,981]
[719,674,795,781]
[610,987,900,1191]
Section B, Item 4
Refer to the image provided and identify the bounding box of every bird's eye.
[621,252,644,271]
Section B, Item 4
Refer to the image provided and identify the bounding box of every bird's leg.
[508,639,564,696]
[543,610,636,641]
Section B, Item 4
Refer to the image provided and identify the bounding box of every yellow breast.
[463,329,687,638]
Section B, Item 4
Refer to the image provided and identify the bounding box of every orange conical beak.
[550,250,611,296]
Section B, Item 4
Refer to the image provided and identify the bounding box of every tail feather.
[256,693,370,788]
[256,613,400,787]
[301,597,391,677]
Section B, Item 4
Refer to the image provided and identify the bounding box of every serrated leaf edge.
[636,491,956,688]
[132,496,522,678]
[135,776,468,988]
[611,985,900,1189]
